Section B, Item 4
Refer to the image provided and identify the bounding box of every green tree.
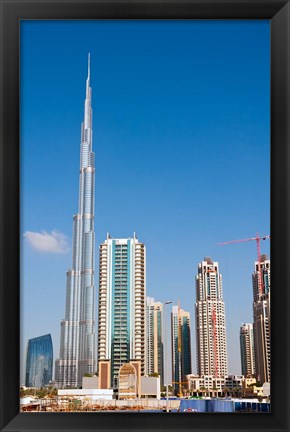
[223,387,230,397]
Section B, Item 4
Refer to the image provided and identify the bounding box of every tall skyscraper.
[25,334,53,388]
[240,323,255,377]
[171,305,192,393]
[55,55,96,388]
[146,297,164,384]
[97,233,146,387]
[195,257,228,377]
[252,255,270,384]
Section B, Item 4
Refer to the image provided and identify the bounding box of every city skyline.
[21,20,270,382]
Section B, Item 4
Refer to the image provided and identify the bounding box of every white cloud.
[23,230,70,254]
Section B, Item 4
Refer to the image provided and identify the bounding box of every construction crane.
[172,381,188,397]
[217,232,270,296]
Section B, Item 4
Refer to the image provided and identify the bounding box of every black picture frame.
[0,1,289,431]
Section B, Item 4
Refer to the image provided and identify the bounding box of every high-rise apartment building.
[240,323,255,377]
[97,233,146,387]
[195,257,228,378]
[171,305,192,393]
[252,255,270,384]
[25,334,53,388]
[146,297,164,384]
[55,55,96,388]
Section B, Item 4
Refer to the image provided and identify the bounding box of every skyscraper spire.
[86,53,91,101]
[55,56,96,388]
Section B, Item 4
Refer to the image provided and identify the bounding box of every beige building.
[97,234,146,388]
[118,361,141,399]
[141,376,161,399]
[195,258,228,378]
[146,297,164,383]
[82,375,99,389]
[186,374,244,397]
[240,323,255,377]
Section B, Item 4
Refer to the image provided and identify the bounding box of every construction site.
[20,397,180,412]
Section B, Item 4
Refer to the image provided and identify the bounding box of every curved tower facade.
[25,334,53,388]
[55,55,96,388]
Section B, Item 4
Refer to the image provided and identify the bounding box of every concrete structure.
[118,362,141,399]
[141,376,161,399]
[55,55,96,388]
[98,360,111,389]
[58,388,113,401]
[224,374,244,392]
[243,384,264,398]
[252,255,270,384]
[146,297,164,384]
[262,382,270,397]
[171,305,192,393]
[195,257,228,378]
[240,323,255,377]
[97,234,146,387]
[25,334,53,388]
[82,376,99,389]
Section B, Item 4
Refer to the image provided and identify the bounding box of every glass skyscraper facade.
[25,334,53,388]
[55,55,96,388]
[171,305,192,394]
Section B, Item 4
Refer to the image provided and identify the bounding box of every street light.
[163,300,172,412]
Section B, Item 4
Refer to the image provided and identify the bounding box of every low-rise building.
[224,375,244,392]
[141,376,160,399]
[262,382,270,398]
[58,388,113,401]
[82,376,99,389]
[186,374,244,397]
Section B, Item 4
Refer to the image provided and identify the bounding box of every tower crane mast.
[217,232,270,296]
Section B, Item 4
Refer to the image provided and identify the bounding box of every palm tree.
[223,386,230,397]
[212,386,219,398]
[200,386,206,398]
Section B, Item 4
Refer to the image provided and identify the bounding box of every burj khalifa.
[55,55,96,388]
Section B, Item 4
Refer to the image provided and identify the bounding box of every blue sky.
[20,20,270,383]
